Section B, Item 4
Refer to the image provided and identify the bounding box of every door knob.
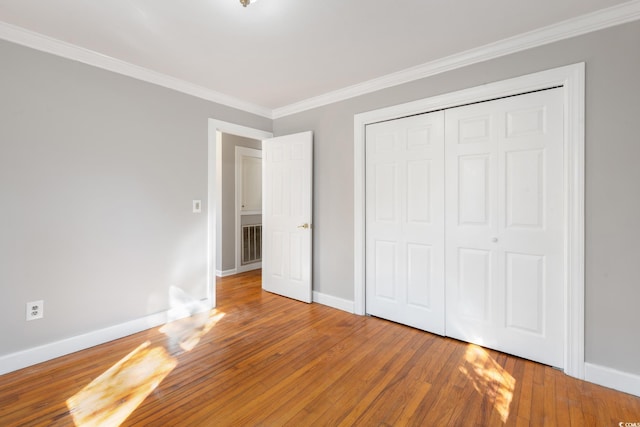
[491,237,498,243]
[297,223,310,229]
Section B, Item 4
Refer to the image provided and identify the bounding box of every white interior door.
[365,112,446,334]
[445,88,564,367]
[262,131,313,303]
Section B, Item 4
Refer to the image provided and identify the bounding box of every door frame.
[353,63,585,379]
[207,119,273,309]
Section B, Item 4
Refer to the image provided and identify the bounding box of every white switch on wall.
[192,200,202,213]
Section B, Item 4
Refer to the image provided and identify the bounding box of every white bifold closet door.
[365,112,446,334]
[365,87,564,368]
[445,88,564,368]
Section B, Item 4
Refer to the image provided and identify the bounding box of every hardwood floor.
[1,269,639,426]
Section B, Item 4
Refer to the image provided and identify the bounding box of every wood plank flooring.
[1,269,639,426]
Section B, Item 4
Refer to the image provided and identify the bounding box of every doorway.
[214,133,262,277]
[207,120,273,309]
[235,146,263,274]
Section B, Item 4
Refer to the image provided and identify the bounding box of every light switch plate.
[192,200,202,213]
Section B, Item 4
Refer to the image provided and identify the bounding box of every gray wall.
[274,21,640,375]
[0,39,270,356]
[219,133,261,272]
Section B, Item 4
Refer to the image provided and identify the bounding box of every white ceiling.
[0,0,633,114]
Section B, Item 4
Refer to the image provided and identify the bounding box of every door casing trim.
[353,63,585,378]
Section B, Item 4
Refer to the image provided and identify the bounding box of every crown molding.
[0,21,272,119]
[272,0,640,119]
[1,1,639,121]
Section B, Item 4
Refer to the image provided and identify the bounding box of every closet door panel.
[445,88,564,368]
[365,112,445,334]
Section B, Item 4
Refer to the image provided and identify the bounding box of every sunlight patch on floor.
[66,307,225,426]
[160,309,225,352]
[459,344,516,423]
[66,341,177,427]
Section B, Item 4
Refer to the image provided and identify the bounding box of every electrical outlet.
[26,300,44,321]
[192,200,202,213]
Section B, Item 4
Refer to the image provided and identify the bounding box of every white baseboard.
[585,362,640,397]
[313,291,355,313]
[216,268,237,277]
[0,298,211,376]
[236,262,262,274]
[216,263,261,278]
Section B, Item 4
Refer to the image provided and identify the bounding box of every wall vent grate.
[241,224,262,265]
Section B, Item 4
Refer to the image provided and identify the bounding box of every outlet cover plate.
[26,300,44,321]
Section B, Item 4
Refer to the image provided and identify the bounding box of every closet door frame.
[353,63,585,379]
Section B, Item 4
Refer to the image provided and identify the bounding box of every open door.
[262,131,313,303]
